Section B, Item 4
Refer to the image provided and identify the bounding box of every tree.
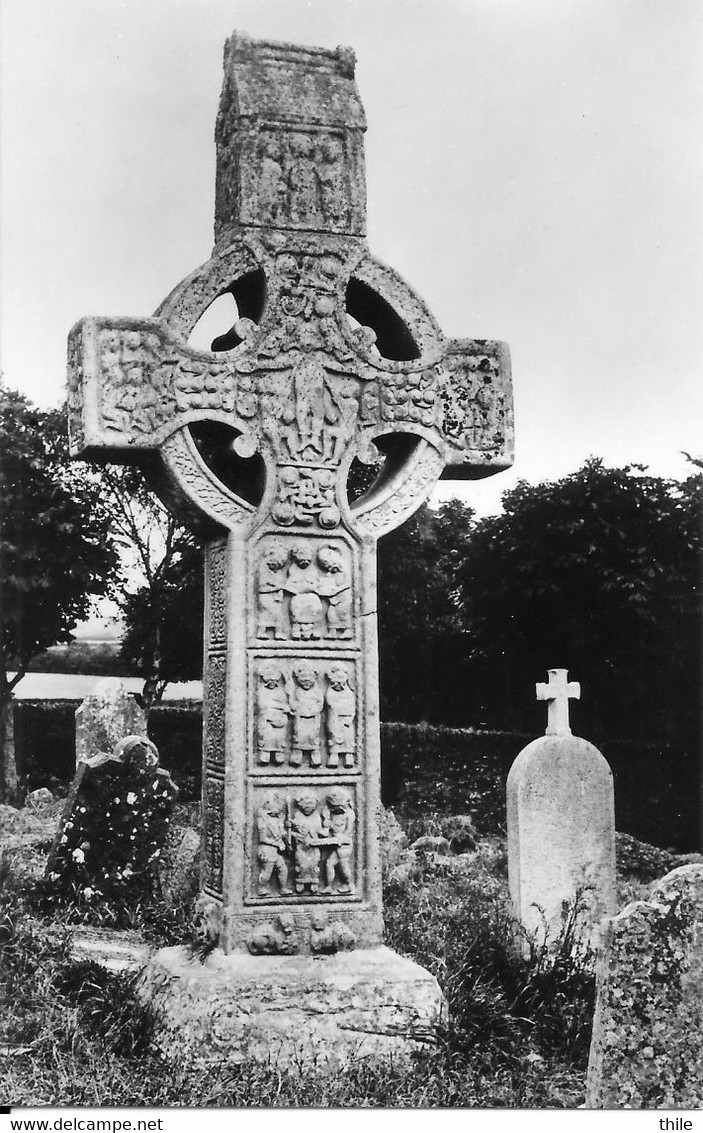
[377,499,475,723]
[453,458,702,746]
[96,464,200,708]
[0,390,119,799]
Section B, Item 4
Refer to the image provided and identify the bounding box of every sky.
[2,0,702,518]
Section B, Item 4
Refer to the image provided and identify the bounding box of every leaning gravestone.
[45,735,178,905]
[586,865,703,1108]
[75,678,146,768]
[507,669,616,953]
[67,32,513,1065]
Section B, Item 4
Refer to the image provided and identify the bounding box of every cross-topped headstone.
[68,34,513,956]
[536,668,580,736]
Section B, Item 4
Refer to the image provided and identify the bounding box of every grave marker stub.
[67,34,513,1057]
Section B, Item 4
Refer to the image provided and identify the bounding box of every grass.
[3,805,675,1108]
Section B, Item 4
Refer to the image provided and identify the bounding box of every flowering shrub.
[44,738,178,909]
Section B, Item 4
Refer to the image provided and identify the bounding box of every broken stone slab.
[75,679,147,769]
[69,926,154,974]
[135,944,446,1068]
[586,864,703,1109]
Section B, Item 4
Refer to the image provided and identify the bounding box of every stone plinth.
[586,865,703,1108]
[135,944,446,1068]
[507,734,616,952]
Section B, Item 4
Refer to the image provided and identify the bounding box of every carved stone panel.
[253,536,354,644]
[252,657,358,771]
[250,783,358,902]
[204,654,227,772]
[204,773,225,895]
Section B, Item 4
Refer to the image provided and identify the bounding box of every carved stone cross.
[68,34,513,956]
[536,668,581,736]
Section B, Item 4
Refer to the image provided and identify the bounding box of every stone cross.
[536,668,580,735]
[67,34,513,956]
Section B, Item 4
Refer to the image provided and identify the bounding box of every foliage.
[377,499,475,723]
[453,458,702,747]
[96,465,201,709]
[0,391,118,685]
[0,390,119,798]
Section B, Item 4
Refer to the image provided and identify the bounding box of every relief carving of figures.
[317,545,352,639]
[289,664,324,768]
[247,913,299,955]
[285,543,324,640]
[256,542,288,639]
[256,792,292,896]
[439,353,504,451]
[256,662,289,765]
[252,786,357,900]
[321,788,355,895]
[291,790,325,894]
[253,656,357,770]
[309,913,355,954]
[324,665,356,768]
[254,537,354,638]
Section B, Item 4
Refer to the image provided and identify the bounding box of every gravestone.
[507,669,616,952]
[586,865,703,1108]
[45,735,178,904]
[75,678,146,768]
[67,32,513,1065]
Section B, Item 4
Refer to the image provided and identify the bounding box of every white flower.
[71,848,85,863]
[113,797,121,804]
[60,835,68,844]
[126,792,137,805]
[123,864,133,877]
[83,887,94,899]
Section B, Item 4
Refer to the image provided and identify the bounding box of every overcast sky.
[2,0,702,517]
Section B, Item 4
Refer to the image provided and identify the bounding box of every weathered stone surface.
[67,31,513,966]
[507,672,616,952]
[379,807,408,870]
[411,835,451,855]
[69,926,153,973]
[45,735,178,903]
[159,825,201,904]
[75,679,146,768]
[25,787,55,808]
[586,865,703,1109]
[136,944,446,1068]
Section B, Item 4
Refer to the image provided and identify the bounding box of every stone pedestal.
[135,944,447,1068]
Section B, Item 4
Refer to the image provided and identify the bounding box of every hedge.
[12,701,700,851]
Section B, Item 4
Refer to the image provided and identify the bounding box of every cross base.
[135,944,447,1068]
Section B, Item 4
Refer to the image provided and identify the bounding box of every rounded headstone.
[507,733,616,952]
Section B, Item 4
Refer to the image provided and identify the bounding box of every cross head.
[68,33,514,955]
[536,669,581,736]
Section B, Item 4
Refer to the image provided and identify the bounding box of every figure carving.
[289,664,324,767]
[247,912,299,955]
[285,543,323,639]
[309,912,356,954]
[257,541,288,639]
[291,790,324,894]
[322,788,355,895]
[256,792,292,896]
[256,661,289,765]
[317,545,353,638]
[324,665,356,768]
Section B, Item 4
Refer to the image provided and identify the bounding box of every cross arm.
[437,338,513,480]
[67,316,254,462]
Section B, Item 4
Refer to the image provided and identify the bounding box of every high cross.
[536,669,581,736]
[68,34,513,955]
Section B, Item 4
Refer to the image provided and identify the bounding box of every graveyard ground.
[0,799,691,1109]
